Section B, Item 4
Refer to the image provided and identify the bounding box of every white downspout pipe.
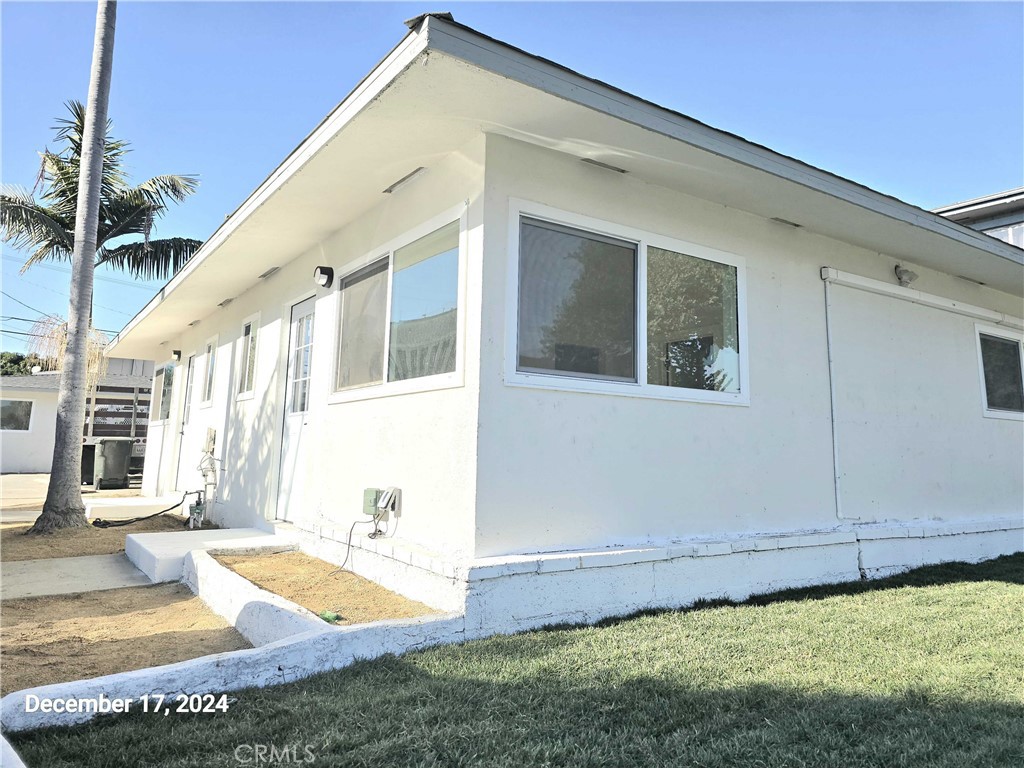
[821,267,854,520]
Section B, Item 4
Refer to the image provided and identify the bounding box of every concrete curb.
[1,734,28,768]
[184,549,331,646]
[0,612,468,733]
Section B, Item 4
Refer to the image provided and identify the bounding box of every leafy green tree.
[0,351,47,376]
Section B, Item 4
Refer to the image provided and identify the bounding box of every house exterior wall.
[141,136,486,560]
[0,390,57,474]
[474,134,1023,558]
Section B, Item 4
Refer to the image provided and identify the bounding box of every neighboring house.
[107,14,1023,629]
[934,187,1024,249]
[0,358,154,475]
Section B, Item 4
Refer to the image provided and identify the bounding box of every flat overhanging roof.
[108,13,1024,360]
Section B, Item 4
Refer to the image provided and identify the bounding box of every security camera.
[894,265,918,287]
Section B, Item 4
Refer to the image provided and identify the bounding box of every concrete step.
[125,528,298,583]
[85,495,185,521]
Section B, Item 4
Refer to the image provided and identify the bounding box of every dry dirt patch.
[214,551,437,625]
[0,583,250,696]
[0,514,186,562]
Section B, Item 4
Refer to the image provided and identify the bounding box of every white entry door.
[276,297,315,522]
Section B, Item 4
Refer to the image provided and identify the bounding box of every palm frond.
[0,186,74,267]
[122,174,200,209]
[96,198,152,245]
[96,237,203,280]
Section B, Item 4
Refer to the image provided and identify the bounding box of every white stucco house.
[107,14,1023,630]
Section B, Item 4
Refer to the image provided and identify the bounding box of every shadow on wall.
[218,334,281,527]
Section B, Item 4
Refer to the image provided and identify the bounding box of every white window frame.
[149,361,177,426]
[975,323,1024,421]
[327,203,468,405]
[0,398,34,432]
[200,335,218,408]
[236,312,261,402]
[505,199,750,406]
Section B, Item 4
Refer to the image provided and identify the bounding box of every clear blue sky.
[2,2,1022,354]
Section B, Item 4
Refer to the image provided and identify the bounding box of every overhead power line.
[0,290,49,316]
[2,255,164,291]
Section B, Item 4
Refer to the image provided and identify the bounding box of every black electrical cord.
[332,512,383,574]
[91,491,201,528]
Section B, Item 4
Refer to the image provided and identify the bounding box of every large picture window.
[647,247,739,393]
[977,328,1024,417]
[0,399,33,431]
[335,220,459,392]
[518,218,636,380]
[512,206,747,404]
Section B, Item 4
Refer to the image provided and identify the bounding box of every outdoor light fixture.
[313,266,334,288]
[894,265,919,287]
[172,350,181,362]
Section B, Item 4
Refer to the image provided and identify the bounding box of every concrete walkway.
[0,553,151,600]
[1,473,141,519]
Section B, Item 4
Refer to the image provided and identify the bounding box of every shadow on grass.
[10,662,1024,768]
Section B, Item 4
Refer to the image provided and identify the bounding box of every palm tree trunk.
[30,0,117,533]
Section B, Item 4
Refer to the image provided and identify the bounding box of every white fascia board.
[422,17,1023,269]
[820,267,1024,331]
[107,29,430,356]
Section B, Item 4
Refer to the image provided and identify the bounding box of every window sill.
[327,372,464,405]
[504,370,749,406]
[235,391,256,403]
[982,408,1024,422]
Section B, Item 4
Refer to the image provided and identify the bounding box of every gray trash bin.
[93,438,133,490]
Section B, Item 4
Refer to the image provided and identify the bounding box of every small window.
[238,321,258,394]
[152,364,175,422]
[202,340,216,402]
[334,220,461,391]
[517,218,636,381]
[0,399,33,431]
[978,330,1024,415]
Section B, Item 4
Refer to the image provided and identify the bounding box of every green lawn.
[10,554,1023,767]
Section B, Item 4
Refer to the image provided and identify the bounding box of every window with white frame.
[0,399,33,431]
[152,364,175,422]
[335,220,459,391]
[977,327,1024,416]
[514,211,745,401]
[202,339,217,403]
[238,320,258,395]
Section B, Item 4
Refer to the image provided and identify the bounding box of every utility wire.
[0,290,49,316]
[1,315,119,334]
[2,255,164,291]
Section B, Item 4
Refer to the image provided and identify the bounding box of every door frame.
[275,294,317,522]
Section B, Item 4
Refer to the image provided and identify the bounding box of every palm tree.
[0,100,202,280]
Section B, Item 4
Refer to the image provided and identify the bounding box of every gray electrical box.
[362,488,381,516]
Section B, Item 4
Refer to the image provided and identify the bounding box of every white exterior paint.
[472,135,1024,558]
[110,17,1022,638]
[0,390,56,474]
[139,136,486,560]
